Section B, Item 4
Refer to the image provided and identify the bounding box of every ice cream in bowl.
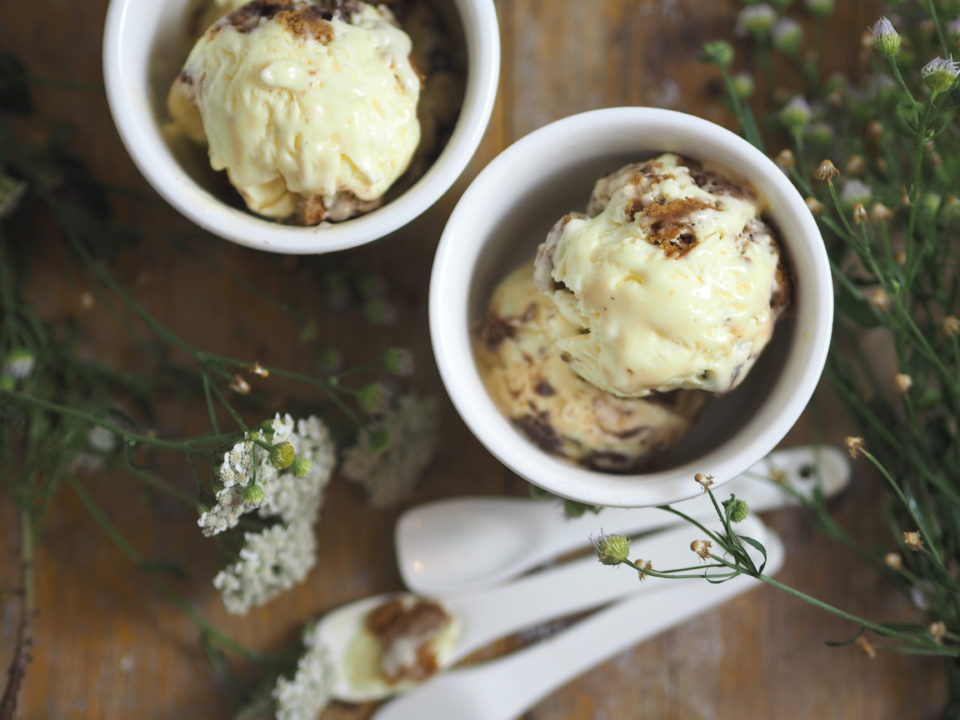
[431,108,832,507]
[103,0,499,254]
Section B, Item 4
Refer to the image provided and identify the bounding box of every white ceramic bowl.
[103,0,499,255]
[431,107,833,508]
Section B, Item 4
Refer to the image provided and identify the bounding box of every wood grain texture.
[0,0,948,718]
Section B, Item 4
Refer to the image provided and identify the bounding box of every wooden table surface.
[1,0,948,718]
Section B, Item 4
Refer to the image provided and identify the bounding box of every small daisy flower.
[840,179,872,209]
[3,349,35,381]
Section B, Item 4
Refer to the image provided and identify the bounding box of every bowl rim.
[102,0,500,255]
[430,106,833,508]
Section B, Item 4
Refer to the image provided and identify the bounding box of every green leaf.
[738,534,768,574]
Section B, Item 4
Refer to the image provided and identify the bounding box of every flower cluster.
[271,623,334,720]
[202,414,335,613]
[342,394,439,507]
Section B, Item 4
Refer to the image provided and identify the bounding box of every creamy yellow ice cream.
[168,1,421,224]
[534,153,789,398]
[191,0,250,37]
[476,262,707,472]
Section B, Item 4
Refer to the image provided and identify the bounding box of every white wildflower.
[213,521,316,614]
[197,436,265,536]
[922,57,960,94]
[258,416,335,524]
[840,179,872,208]
[88,425,118,454]
[3,349,35,380]
[948,18,960,39]
[198,414,334,536]
[342,394,439,507]
[736,5,776,38]
[273,623,334,720]
[870,17,900,58]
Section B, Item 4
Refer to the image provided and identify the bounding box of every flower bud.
[871,17,901,58]
[919,192,942,226]
[243,484,266,504]
[691,539,713,560]
[922,57,960,95]
[805,197,824,215]
[870,202,893,222]
[775,149,795,169]
[806,122,833,146]
[593,533,631,565]
[382,347,415,376]
[3,348,35,381]
[845,436,865,459]
[943,316,960,337]
[737,5,776,39]
[894,373,912,393]
[269,442,295,470]
[730,72,755,99]
[840,179,872,209]
[358,382,391,414]
[779,96,812,133]
[363,298,397,325]
[805,0,833,16]
[852,202,867,224]
[723,497,750,523]
[884,552,903,570]
[773,18,803,56]
[701,40,734,68]
[292,456,312,478]
[902,530,923,551]
[815,159,839,181]
[867,288,890,311]
[948,18,960,41]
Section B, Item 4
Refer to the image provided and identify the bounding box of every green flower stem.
[206,356,362,425]
[620,558,737,581]
[707,554,959,654]
[1,388,235,452]
[888,57,920,111]
[69,477,265,662]
[926,0,951,59]
[861,449,950,576]
[719,66,764,151]
[655,504,725,547]
[202,374,222,435]
[124,466,198,508]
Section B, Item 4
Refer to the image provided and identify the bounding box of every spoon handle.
[447,514,768,661]
[376,526,784,720]
[535,445,845,564]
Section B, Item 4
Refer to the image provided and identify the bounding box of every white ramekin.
[430,107,833,508]
[103,0,499,255]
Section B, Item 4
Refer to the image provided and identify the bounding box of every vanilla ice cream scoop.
[168,0,421,224]
[476,262,707,473]
[534,153,790,398]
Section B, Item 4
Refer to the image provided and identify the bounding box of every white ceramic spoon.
[317,515,768,703]
[375,524,785,720]
[397,444,845,595]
